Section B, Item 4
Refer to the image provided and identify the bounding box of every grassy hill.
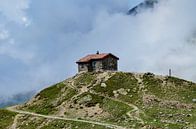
[1,72,196,129]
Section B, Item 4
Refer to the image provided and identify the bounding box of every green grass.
[142,74,196,104]
[40,120,108,129]
[142,106,196,129]
[74,72,96,86]
[142,73,164,97]
[74,92,135,126]
[102,98,133,119]
[0,109,17,129]
[17,115,107,129]
[25,101,57,115]
[17,115,46,129]
[102,98,141,128]
[39,82,66,99]
[92,72,140,104]
[12,72,196,129]
[167,76,188,86]
[23,82,77,115]
[166,76,196,103]
[75,92,104,107]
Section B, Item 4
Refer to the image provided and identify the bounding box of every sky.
[0,0,196,100]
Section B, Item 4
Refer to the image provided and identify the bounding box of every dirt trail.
[9,114,20,129]
[91,92,144,124]
[7,107,126,129]
[111,97,144,124]
[7,72,143,129]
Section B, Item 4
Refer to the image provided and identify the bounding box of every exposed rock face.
[128,0,159,15]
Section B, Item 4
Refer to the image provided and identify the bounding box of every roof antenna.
[169,69,172,77]
[96,51,99,54]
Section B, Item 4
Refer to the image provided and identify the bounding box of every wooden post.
[169,69,172,77]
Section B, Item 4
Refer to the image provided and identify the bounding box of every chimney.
[96,51,99,54]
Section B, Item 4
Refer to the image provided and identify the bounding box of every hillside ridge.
[1,71,196,129]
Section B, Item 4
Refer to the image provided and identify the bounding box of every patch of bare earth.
[56,72,115,118]
[8,114,20,129]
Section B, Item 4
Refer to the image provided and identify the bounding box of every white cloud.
[0,0,31,63]
[75,0,196,81]
[0,0,130,97]
[0,0,196,99]
[0,30,9,40]
[0,0,30,24]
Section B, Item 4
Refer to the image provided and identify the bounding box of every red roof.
[76,53,119,63]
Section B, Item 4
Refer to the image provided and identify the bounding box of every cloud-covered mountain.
[0,91,35,108]
[128,0,158,15]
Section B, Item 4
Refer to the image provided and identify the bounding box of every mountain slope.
[1,72,196,129]
[128,0,158,15]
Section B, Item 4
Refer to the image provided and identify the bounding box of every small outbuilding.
[76,52,119,72]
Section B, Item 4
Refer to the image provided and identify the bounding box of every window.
[92,61,96,70]
[80,64,84,68]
